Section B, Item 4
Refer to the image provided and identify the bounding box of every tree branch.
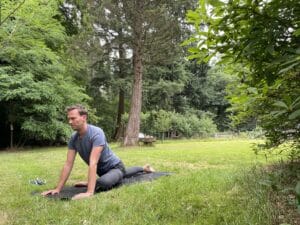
[0,0,26,26]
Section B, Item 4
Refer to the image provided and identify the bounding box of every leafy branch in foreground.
[186,0,300,158]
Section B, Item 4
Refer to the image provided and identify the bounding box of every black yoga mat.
[35,172,171,200]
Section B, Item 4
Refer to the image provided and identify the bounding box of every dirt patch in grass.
[0,211,9,225]
[272,193,300,225]
[264,162,300,225]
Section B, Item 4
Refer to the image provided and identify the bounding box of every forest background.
[0,0,299,159]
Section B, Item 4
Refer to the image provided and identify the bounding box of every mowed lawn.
[0,139,281,225]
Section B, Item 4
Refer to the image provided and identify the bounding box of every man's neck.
[78,123,88,137]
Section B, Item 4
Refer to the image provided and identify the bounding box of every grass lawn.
[0,139,283,225]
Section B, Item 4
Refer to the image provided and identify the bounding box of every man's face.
[67,109,87,131]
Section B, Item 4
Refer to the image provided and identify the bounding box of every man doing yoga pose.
[41,104,154,200]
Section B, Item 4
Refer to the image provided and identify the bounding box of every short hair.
[66,104,88,116]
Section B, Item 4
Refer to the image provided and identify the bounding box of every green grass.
[0,139,281,225]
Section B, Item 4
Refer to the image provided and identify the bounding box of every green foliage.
[143,61,189,111]
[296,181,300,212]
[0,0,231,147]
[187,0,300,79]
[171,111,217,138]
[180,62,233,130]
[153,110,172,133]
[63,0,198,143]
[139,110,217,139]
[0,0,90,146]
[272,97,300,121]
[186,0,300,157]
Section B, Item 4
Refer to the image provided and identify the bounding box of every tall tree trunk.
[113,88,125,140]
[10,123,14,149]
[113,38,126,140]
[123,3,143,146]
[123,40,143,146]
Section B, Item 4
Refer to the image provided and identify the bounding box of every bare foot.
[74,181,88,187]
[143,164,155,173]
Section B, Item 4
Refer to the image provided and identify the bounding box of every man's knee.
[96,169,123,191]
[96,177,112,191]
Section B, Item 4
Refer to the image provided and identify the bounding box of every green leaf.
[246,87,257,94]
[288,109,300,120]
[187,54,203,60]
[273,101,289,110]
[208,0,225,7]
[188,47,200,54]
[291,96,300,109]
[266,45,275,55]
[294,28,300,37]
[181,37,198,46]
[186,10,200,22]
[270,110,286,117]
[199,0,207,18]
[292,102,300,110]
[279,62,300,74]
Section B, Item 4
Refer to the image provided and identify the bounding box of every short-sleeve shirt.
[68,124,121,176]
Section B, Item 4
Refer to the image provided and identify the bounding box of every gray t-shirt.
[68,124,121,176]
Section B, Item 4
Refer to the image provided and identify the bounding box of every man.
[42,104,154,200]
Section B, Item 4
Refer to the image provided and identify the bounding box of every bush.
[139,110,217,139]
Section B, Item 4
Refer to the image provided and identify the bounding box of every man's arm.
[72,146,103,200]
[41,149,76,196]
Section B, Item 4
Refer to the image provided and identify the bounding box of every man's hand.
[41,149,76,197]
[72,192,94,200]
[41,189,60,196]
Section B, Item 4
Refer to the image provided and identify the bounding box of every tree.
[143,61,189,112]
[153,110,172,141]
[87,0,133,140]
[121,0,200,146]
[57,0,199,144]
[0,0,90,148]
[186,0,300,155]
[187,62,233,130]
[78,0,197,146]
